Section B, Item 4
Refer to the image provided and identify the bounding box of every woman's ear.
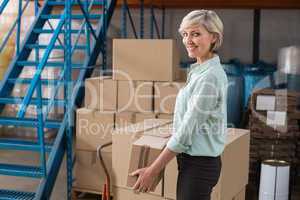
[211,33,217,44]
[209,33,218,51]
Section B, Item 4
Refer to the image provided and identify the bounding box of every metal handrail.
[0,0,9,15]
[16,13,66,118]
[43,0,104,121]
[0,0,31,54]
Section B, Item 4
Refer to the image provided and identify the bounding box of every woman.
[131,10,228,200]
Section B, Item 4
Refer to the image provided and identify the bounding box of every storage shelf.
[121,0,300,9]
[37,0,300,9]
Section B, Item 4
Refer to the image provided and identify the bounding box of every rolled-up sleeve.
[167,75,220,153]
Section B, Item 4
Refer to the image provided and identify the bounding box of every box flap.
[133,135,169,150]
[143,123,173,138]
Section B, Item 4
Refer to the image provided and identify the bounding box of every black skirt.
[176,153,222,200]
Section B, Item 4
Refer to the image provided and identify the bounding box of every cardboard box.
[113,186,165,200]
[74,149,113,192]
[127,135,169,193]
[85,76,117,111]
[213,128,250,200]
[176,68,187,82]
[118,81,153,112]
[113,39,180,81]
[232,187,246,200]
[112,119,171,189]
[164,128,250,200]
[143,123,173,138]
[135,113,157,123]
[156,113,174,120]
[164,157,177,200]
[76,108,114,151]
[115,111,136,129]
[154,82,185,114]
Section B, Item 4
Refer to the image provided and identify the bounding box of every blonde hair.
[179,10,224,51]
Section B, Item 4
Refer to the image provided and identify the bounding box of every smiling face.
[181,25,216,63]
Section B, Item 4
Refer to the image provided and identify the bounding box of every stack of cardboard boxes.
[113,39,186,121]
[248,88,300,196]
[74,39,185,193]
[75,39,251,200]
[74,76,116,193]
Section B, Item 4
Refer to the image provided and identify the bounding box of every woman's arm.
[131,147,177,192]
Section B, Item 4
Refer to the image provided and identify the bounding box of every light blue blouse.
[167,55,228,157]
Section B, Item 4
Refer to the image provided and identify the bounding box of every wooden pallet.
[72,187,102,200]
[72,187,114,200]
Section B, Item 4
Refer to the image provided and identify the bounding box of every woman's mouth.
[186,46,198,51]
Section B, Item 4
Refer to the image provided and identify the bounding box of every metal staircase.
[0,0,116,199]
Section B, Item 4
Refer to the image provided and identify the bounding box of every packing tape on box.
[138,146,151,169]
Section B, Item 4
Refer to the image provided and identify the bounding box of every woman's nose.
[186,36,193,44]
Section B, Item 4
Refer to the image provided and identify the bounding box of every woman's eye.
[182,32,188,37]
[192,32,201,37]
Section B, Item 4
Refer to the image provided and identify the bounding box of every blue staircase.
[0,0,116,199]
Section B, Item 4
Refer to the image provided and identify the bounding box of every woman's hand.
[130,148,177,193]
[130,166,158,193]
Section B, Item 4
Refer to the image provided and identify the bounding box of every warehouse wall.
[108,8,300,65]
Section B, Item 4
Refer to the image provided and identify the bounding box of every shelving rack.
[0,0,116,199]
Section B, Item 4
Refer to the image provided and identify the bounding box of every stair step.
[0,139,52,152]
[0,117,61,129]
[26,44,86,50]
[41,14,102,20]
[0,97,65,107]
[0,189,35,200]
[17,61,83,67]
[0,163,43,178]
[48,0,104,6]
[8,78,64,85]
[33,28,86,34]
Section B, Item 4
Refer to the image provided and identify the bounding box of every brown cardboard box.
[232,187,246,200]
[143,123,173,138]
[176,68,187,82]
[127,135,169,193]
[113,39,180,81]
[115,112,161,129]
[135,113,157,123]
[154,82,185,114]
[74,149,113,192]
[112,119,171,189]
[115,111,136,129]
[156,113,174,120]
[118,81,153,112]
[164,157,177,199]
[76,108,114,151]
[85,76,117,111]
[113,186,165,200]
[164,128,250,200]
